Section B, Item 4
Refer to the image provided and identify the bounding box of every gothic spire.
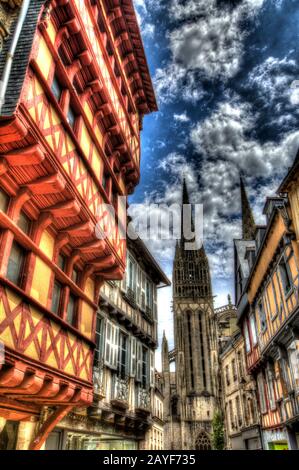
[240,175,256,240]
[180,178,195,249]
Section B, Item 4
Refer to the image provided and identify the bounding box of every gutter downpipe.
[0,0,31,114]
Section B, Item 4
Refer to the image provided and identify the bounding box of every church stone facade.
[162,181,219,450]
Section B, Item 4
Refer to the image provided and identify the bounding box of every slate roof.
[0,0,44,117]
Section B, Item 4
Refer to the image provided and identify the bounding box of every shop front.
[46,428,138,451]
[262,429,289,450]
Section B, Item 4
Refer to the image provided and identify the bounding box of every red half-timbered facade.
[0,0,156,449]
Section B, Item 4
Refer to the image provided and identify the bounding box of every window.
[236,396,242,427]
[102,173,109,194]
[94,316,104,366]
[279,257,292,295]
[118,331,128,379]
[130,337,137,377]
[142,347,148,388]
[71,267,79,284]
[127,256,135,292]
[225,365,230,387]
[66,293,77,326]
[67,105,76,128]
[288,340,299,391]
[249,314,258,345]
[237,350,245,379]
[58,253,66,272]
[258,300,267,332]
[0,188,9,212]
[146,279,152,309]
[136,341,143,382]
[104,320,119,369]
[6,242,25,287]
[149,350,155,388]
[17,211,31,235]
[229,400,234,430]
[257,373,267,414]
[266,366,276,410]
[51,75,63,102]
[232,359,237,382]
[244,321,251,353]
[51,281,63,315]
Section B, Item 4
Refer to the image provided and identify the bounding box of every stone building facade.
[220,331,261,450]
[162,181,219,450]
[43,236,170,450]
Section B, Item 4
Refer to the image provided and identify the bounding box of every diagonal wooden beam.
[29,405,74,450]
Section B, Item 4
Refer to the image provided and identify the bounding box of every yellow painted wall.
[248,214,285,303]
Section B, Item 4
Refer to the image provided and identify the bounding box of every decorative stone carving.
[0,0,22,51]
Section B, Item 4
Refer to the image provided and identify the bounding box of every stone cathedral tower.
[162,180,219,450]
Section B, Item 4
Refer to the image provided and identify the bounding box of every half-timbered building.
[235,174,299,450]
[0,0,156,450]
[44,235,169,450]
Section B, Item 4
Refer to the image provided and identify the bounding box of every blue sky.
[130,0,299,359]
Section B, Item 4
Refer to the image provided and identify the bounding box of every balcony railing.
[124,287,137,308]
[93,359,105,399]
[136,387,151,412]
[111,375,129,408]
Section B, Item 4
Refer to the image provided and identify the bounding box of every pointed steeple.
[180,178,195,249]
[240,175,256,240]
[174,178,212,299]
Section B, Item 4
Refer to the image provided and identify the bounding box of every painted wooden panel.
[0,285,92,382]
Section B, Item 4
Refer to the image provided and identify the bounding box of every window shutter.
[105,320,112,366]
[130,337,137,377]
[150,350,155,388]
[112,325,119,369]
[153,287,158,321]
[136,266,141,307]
[141,272,146,311]
[136,341,142,382]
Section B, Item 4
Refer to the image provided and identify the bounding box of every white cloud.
[191,100,299,178]
[154,0,266,103]
[174,111,190,123]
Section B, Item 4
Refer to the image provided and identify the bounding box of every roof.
[0,0,44,117]
[128,235,171,287]
[119,0,158,113]
[279,147,299,193]
[0,0,157,118]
